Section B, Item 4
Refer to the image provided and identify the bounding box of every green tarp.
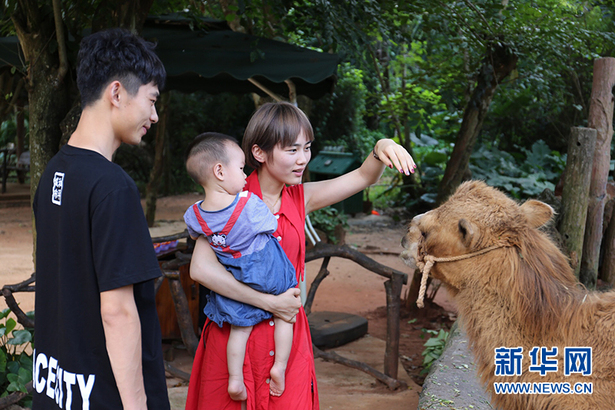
[0,16,338,99]
[143,19,338,98]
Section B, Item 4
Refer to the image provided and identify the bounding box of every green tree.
[415,0,615,203]
[1,0,159,204]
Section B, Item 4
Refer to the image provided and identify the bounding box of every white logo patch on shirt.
[210,233,227,247]
[52,172,65,206]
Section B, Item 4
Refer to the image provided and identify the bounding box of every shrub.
[470,140,566,199]
[420,328,449,375]
[308,206,348,244]
[0,308,34,408]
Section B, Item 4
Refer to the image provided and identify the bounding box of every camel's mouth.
[400,249,418,270]
[400,223,422,271]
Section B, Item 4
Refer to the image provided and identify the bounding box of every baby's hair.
[243,101,314,169]
[185,132,239,185]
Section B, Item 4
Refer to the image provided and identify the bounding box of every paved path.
[418,323,495,410]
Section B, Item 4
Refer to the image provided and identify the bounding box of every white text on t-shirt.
[33,350,95,410]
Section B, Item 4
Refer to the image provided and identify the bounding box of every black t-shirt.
[32,145,170,409]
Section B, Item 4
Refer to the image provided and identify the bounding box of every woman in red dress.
[186,102,416,410]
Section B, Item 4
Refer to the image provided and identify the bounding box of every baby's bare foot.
[269,362,286,397]
[228,376,247,401]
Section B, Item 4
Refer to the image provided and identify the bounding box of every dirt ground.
[0,192,457,389]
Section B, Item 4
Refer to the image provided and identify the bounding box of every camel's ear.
[458,219,476,248]
[520,199,553,228]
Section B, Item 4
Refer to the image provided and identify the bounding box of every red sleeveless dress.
[185,171,319,409]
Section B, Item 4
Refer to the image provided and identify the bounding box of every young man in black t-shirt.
[33,28,170,410]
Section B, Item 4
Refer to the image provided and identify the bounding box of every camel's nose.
[401,234,408,249]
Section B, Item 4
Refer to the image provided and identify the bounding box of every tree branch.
[462,0,495,37]
[313,345,407,390]
[2,288,34,329]
[52,0,69,86]
[0,381,33,408]
[305,242,407,284]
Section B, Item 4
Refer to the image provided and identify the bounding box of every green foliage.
[367,170,403,210]
[310,63,379,158]
[406,133,449,205]
[162,91,255,195]
[1,0,614,209]
[308,206,348,244]
[0,308,34,407]
[376,40,458,149]
[420,328,449,375]
[470,140,566,199]
[0,113,28,149]
[423,1,612,160]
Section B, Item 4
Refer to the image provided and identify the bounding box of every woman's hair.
[185,132,239,185]
[77,28,166,107]
[242,102,314,169]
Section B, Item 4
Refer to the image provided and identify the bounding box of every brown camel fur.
[401,180,615,410]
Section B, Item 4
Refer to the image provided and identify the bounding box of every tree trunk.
[437,43,518,205]
[12,0,155,259]
[11,1,70,206]
[16,107,24,159]
[580,57,615,289]
[558,127,597,279]
[601,202,615,286]
[145,92,170,227]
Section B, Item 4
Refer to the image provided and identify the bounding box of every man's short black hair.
[77,28,166,107]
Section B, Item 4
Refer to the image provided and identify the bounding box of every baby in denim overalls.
[184,132,297,401]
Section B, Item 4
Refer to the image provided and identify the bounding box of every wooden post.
[304,243,407,385]
[558,127,597,279]
[304,257,330,316]
[145,92,170,227]
[581,57,615,289]
[601,205,615,286]
[383,272,404,379]
[166,271,199,357]
[404,269,423,310]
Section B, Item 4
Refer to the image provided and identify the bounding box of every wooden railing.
[1,234,409,396]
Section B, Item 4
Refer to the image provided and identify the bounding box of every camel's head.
[400,181,554,292]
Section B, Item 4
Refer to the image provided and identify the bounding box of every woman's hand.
[268,288,301,323]
[304,138,417,214]
[191,237,302,322]
[373,139,417,176]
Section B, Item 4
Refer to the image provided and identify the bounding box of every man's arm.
[100,285,147,410]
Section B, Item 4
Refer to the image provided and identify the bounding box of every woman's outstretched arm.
[189,236,302,322]
[304,139,415,214]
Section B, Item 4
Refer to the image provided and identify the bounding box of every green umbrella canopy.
[144,16,339,99]
[0,15,339,100]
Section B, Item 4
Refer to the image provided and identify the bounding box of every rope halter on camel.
[415,243,509,308]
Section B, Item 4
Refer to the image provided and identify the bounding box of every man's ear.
[108,80,122,107]
[213,163,224,180]
[251,144,266,164]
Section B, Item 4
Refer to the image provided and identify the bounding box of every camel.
[400,180,615,410]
